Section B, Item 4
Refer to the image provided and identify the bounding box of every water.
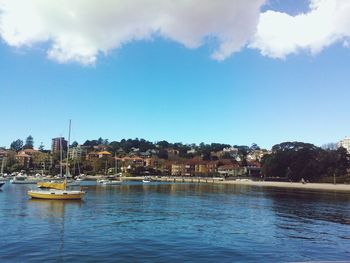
[1,182,350,262]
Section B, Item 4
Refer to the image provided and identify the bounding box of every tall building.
[51,137,68,153]
[338,136,350,153]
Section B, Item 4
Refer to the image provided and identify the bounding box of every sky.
[0,0,349,149]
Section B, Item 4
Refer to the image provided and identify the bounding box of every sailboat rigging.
[28,120,85,200]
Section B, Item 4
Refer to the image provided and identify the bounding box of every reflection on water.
[28,199,83,218]
[1,182,350,262]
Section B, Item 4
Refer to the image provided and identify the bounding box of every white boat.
[97,179,108,184]
[11,175,41,184]
[142,176,151,183]
[102,180,121,185]
[75,174,86,181]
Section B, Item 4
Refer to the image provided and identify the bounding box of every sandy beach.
[216,180,350,192]
[122,176,350,192]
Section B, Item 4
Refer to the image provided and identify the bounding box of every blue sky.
[0,0,349,149]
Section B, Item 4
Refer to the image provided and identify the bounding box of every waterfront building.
[51,137,68,153]
[206,161,218,174]
[121,157,144,168]
[246,161,262,177]
[171,163,185,176]
[217,164,245,177]
[171,162,194,176]
[338,136,350,153]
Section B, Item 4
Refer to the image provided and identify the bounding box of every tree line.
[261,142,350,182]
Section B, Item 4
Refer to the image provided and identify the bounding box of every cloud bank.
[0,0,265,64]
[0,0,350,64]
[250,0,350,58]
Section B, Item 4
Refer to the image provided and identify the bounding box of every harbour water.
[1,182,350,262]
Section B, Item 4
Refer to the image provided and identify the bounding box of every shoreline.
[215,180,350,192]
[120,176,350,192]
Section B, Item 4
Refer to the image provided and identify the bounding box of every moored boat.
[11,176,41,184]
[101,180,121,185]
[143,176,151,183]
[28,189,85,200]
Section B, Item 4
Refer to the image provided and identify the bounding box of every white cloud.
[2,0,350,64]
[0,0,265,64]
[250,0,350,58]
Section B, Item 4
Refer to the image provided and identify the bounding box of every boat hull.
[28,190,85,200]
[0,182,5,188]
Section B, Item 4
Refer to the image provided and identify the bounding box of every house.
[97,151,112,158]
[121,157,145,169]
[246,161,262,177]
[247,150,268,162]
[171,161,195,176]
[218,164,245,177]
[171,163,185,176]
[93,145,109,151]
[145,157,158,168]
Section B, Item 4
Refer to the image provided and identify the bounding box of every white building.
[338,137,350,153]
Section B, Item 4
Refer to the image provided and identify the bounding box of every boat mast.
[66,119,71,178]
[60,137,63,177]
[1,157,5,175]
[115,153,117,176]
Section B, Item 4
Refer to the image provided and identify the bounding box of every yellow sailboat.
[28,120,85,200]
[28,185,85,200]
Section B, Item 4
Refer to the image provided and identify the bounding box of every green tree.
[23,135,34,149]
[261,141,341,182]
[10,139,23,151]
[250,143,260,151]
[39,142,45,151]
